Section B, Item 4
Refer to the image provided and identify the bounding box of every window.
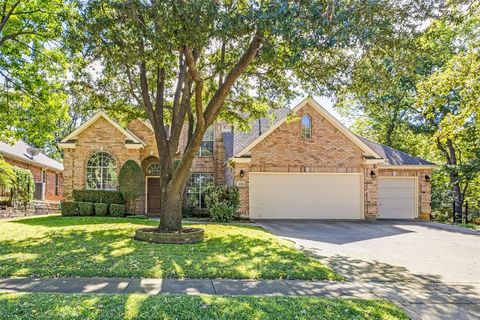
[86,152,117,190]
[197,126,214,156]
[186,173,213,209]
[146,162,160,176]
[55,173,59,196]
[41,169,46,183]
[301,115,312,140]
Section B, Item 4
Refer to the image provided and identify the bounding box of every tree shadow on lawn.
[0,292,408,320]
[0,222,338,280]
[9,216,158,228]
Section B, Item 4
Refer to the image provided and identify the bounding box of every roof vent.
[26,147,40,159]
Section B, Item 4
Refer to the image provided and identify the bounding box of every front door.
[147,177,161,214]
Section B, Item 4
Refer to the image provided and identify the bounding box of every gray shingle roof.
[233,108,291,155]
[0,140,63,171]
[357,136,436,166]
[232,108,435,166]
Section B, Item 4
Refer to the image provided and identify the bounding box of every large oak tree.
[71,0,434,232]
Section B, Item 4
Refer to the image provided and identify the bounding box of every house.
[0,140,64,202]
[59,98,435,220]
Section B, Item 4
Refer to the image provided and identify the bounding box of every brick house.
[0,140,63,202]
[59,98,435,220]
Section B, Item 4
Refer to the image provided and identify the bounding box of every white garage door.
[249,173,363,219]
[378,177,417,219]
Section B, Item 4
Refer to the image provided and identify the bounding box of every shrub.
[110,204,126,217]
[61,201,78,216]
[0,156,15,190]
[94,203,109,216]
[119,160,144,213]
[204,184,240,222]
[73,190,124,205]
[78,202,94,216]
[12,167,34,208]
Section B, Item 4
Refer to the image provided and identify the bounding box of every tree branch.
[204,32,263,123]
[0,0,21,33]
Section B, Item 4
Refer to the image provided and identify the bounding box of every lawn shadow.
[10,216,157,228]
[0,218,338,280]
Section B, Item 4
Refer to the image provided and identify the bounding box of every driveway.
[256,220,480,320]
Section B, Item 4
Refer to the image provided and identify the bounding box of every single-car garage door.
[249,173,363,219]
[378,177,417,219]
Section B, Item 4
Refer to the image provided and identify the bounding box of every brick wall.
[3,156,63,201]
[63,116,230,213]
[63,117,141,200]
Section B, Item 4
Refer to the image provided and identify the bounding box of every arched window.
[146,162,160,176]
[86,152,117,190]
[301,115,312,140]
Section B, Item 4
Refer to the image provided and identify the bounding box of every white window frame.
[186,172,213,209]
[197,126,214,156]
[85,152,117,190]
[301,115,312,140]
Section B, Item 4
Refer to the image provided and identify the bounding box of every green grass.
[0,216,340,280]
[0,293,408,320]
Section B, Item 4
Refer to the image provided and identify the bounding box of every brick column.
[364,166,378,220]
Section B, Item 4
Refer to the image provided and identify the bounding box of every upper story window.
[197,126,214,156]
[301,115,312,140]
[86,152,117,190]
[146,162,160,176]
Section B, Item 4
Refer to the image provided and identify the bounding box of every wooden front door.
[147,177,161,214]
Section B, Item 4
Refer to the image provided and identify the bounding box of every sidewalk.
[1,277,479,319]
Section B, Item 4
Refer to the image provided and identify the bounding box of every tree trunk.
[158,184,183,232]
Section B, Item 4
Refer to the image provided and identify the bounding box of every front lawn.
[0,293,408,320]
[0,216,340,280]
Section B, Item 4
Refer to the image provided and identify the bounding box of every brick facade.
[61,104,432,219]
[3,156,63,201]
[232,102,432,220]
[62,115,228,214]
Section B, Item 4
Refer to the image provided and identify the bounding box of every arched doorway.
[142,157,161,214]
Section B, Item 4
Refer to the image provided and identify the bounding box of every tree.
[71,0,436,233]
[0,0,70,148]
[334,1,480,220]
[119,160,144,214]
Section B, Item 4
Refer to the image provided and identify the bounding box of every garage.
[249,173,363,219]
[378,177,417,219]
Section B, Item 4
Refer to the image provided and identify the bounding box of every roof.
[0,140,63,171]
[234,98,382,159]
[60,111,144,146]
[233,107,291,155]
[233,97,435,167]
[357,136,436,166]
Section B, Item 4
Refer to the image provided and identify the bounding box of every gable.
[250,103,367,167]
[59,112,144,149]
[236,98,382,160]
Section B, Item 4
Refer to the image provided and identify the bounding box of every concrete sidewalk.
[1,277,479,319]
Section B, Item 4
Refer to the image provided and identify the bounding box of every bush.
[73,190,124,205]
[0,156,15,190]
[12,167,34,208]
[61,201,78,216]
[110,204,126,217]
[119,160,144,213]
[94,203,109,216]
[204,184,240,222]
[78,202,94,216]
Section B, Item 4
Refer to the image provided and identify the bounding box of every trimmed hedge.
[78,202,94,216]
[72,189,124,205]
[61,201,78,216]
[94,203,109,216]
[110,204,126,217]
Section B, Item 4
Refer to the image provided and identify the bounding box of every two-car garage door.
[249,173,418,219]
[249,173,363,219]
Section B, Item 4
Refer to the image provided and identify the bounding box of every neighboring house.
[0,140,64,202]
[59,98,435,220]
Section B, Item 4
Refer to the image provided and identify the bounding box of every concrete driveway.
[256,220,480,320]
